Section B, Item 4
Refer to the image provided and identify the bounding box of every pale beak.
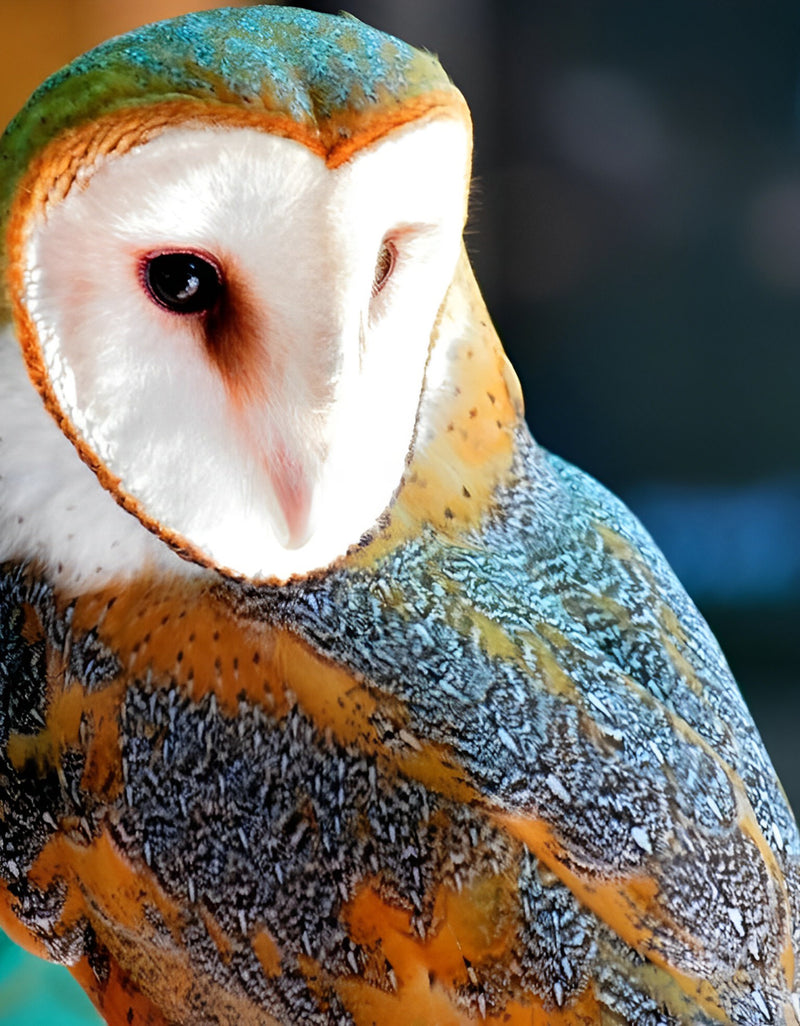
[268,446,317,550]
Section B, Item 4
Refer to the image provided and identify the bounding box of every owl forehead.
[0,6,467,280]
[25,116,471,285]
[5,98,470,271]
[3,86,470,274]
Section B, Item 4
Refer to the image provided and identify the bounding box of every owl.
[0,7,798,1026]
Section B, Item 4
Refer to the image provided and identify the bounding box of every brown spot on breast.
[20,602,44,644]
[252,930,283,978]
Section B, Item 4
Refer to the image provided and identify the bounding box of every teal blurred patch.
[0,932,100,1024]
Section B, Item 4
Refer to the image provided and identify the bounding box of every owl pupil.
[372,240,396,297]
[144,252,222,314]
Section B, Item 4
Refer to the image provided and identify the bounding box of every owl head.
[0,7,489,583]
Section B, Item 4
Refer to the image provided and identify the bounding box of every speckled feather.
[1,7,798,1026]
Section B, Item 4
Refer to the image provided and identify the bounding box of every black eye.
[142,251,222,314]
[371,239,397,297]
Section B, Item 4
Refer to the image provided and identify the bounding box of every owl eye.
[371,239,397,297]
[142,251,223,314]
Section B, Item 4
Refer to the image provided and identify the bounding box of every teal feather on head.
[3,6,450,134]
[0,5,458,314]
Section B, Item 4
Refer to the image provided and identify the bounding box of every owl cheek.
[186,296,325,551]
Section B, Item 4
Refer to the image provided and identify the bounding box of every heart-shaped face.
[7,110,471,582]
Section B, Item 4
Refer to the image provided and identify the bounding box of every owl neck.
[356,248,525,560]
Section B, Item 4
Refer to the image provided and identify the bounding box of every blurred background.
[1,1,799,1022]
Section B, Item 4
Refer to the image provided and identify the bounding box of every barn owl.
[0,7,798,1026]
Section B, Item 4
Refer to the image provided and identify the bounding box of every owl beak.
[268,447,317,550]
